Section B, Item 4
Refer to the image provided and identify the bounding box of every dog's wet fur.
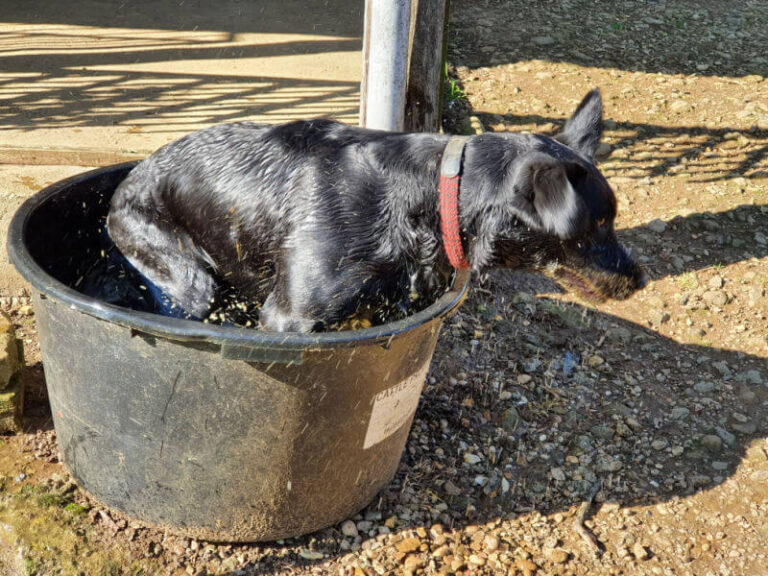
[107,89,646,332]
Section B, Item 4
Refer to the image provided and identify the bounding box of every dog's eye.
[596,218,606,228]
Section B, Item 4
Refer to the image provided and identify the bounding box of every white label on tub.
[363,362,430,450]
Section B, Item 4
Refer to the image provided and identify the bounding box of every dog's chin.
[552,268,608,303]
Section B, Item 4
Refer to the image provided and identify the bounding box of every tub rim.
[8,162,470,351]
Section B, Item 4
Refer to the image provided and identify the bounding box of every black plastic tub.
[7,163,469,542]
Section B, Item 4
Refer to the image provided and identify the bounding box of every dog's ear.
[510,156,588,239]
[554,88,603,159]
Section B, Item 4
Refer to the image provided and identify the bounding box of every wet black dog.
[107,89,646,331]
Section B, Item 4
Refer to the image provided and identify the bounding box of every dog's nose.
[637,270,649,289]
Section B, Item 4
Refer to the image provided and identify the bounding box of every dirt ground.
[1,0,767,575]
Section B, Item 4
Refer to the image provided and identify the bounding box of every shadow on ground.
[473,112,768,185]
[449,0,768,78]
[0,0,362,135]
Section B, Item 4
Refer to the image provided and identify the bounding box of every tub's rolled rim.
[7,162,471,351]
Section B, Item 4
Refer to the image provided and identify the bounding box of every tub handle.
[219,343,304,365]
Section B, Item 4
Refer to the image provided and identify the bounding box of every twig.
[574,480,602,555]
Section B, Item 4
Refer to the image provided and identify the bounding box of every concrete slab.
[0,165,90,295]
[0,0,364,156]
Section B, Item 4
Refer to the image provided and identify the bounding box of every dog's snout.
[637,270,649,289]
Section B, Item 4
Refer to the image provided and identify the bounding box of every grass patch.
[677,272,699,290]
[444,63,466,105]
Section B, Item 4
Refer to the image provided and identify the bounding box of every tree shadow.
[0,1,363,137]
[449,0,768,78]
[2,0,362,37]
[472,111,768,185]
[620,203,768,281]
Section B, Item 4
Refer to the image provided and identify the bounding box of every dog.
[106,88,646,332]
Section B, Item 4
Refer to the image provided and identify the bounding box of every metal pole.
[360,0,412,131]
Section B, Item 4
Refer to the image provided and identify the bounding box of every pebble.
[468,554,486,567]
[532,35,555,45]
[670,406,690,420]
[700,434,723,452]
[403,554,424,572]
[732,421,757,435]
[596,455,623,472]
[649,309,670,326]
[464,453,482,465]
[670,99,692,113]
[341,520,358,538]
[483,534,499,552]
[651,439,668,451]
[395,538,421,554]
[694,381,715,394]
[517,558,538,575]
[708,275,724,289]
[647,219,667,233]
[702,290,728,308]
[632,543,650,561]
[547,549,570,564]
[715,426,735,447]
[299,550,324,560]
[737,370,763,385]
[587,355,605,368]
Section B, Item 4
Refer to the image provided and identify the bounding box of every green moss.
[0,487,156,576]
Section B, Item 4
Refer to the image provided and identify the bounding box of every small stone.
[647,219,667,233]
[670,99,692,113]
[468,554,486,566]
[649,309,670,326]
[517,558,538,575]
[587,355,605,368]
[463,453,482,465]
[550,467,566,482]
[517,374,533,385]
[702,290,728,308]
[708,275,724,289]
[299,550,324,560]
[737,370,763,386]
[341,520,358,538]
[396,538,421,554]
[548,549,570,564]
[501,407,520,432]
[670,406,690,420]
[732,421,757,435]
[633,543,650,560]
[700,434,722,452]
[483,534,499,552]
[739,387,758,404]
[625,417,642,431]
[532,36,555,45]
[596,455,623,472]
[651,439,668,451]
[715,427,735,447]
[444,480,462,496]
[404,554,424,572]
[694,381,715,394]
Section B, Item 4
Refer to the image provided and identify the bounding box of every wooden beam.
[0,146,146,167]
[404,0,450,133]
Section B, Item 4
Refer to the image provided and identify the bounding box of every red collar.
[439,136,470,269]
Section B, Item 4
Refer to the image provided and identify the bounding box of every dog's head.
[461,88,647,302]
